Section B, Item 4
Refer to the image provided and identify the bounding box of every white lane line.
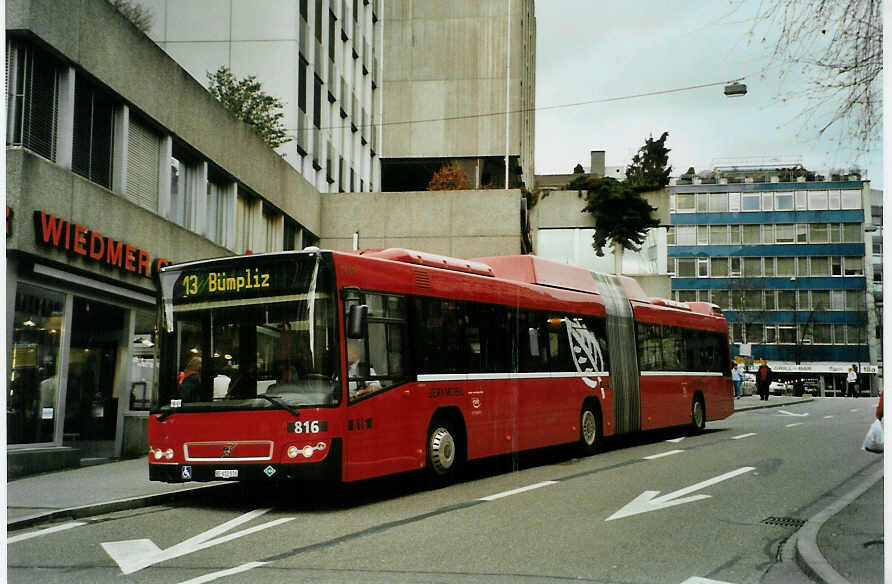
[643,449,684,460]
[177,561,267,584]
[681,577,735,584]
[824,415,834,419]
[786,422,804,428]
[8,521,87,544]
[479,481,558,502]
[731,433,757,440]
[666,437,685,443]
[850,409,859,413]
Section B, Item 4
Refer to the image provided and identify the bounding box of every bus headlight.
[164,448,174,460]
[286,445,300,459]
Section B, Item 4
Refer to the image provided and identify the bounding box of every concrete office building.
[381,0,536,191]
[6,0,322,475]
[667,161,881,395]
[141,0,383,193]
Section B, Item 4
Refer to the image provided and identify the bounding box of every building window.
[730,257,742,277]
[72,74,115,188]
[828,189,841,210]
[812,290,830,310]
[6,40,59,162]
[676,258,695,278]
[696,193,708,212]
[776,257,796,277]
[675,193,695,212]
[743,257,762,278]
[9,284,66,445]
[710,257,728,277]
[810,256,830,276]
[708,192,728,212]
[775,224,795,243]
[841,189,862,209]
[796,224,808,243]
[711,290,730,308]
[126,115,160,212]
[728,192,740,212]
[795,190,808,210]
[778,326,796,344]
[813,324,832,344]
[742,224,760,244]
[843,256,863,276]
[741,193,760,211]
[777,290,796,310]
[709,225,728,245]
[761,192,774,211]
[775,192,794,211]
[808,190,829,210]
[846,290,865,311]
[205,175,229,245]
[842,223,862,243]
[697,258,709,277]
[809,223,829,243]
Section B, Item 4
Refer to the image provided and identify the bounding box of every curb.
[791,464,884,584]
[7,483,231,531]
[734,397,814,413]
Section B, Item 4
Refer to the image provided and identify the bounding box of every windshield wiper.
[259,394,301,418]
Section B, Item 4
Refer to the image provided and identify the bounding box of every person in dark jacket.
[178,355,202,402]
[756,361,772,401]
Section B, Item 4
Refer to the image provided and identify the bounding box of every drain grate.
[762,516,806,528]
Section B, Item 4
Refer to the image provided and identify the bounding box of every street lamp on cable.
[723,81,747,97]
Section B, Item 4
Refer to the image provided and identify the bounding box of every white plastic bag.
[862,419,884,453]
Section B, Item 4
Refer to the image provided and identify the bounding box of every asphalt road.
[7,398,880,584]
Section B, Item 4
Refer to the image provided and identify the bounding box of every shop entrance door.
[63,298,124,461]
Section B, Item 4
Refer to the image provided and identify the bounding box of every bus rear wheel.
[425,418,462,487]
[579,404,600,455]
[690,396,706,434]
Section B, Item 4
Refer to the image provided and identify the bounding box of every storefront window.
[129,309,157,411]
[9,285,66,445]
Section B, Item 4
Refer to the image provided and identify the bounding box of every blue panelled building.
[667,161,881,396]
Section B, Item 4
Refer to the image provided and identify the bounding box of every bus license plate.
[214,469,238,479]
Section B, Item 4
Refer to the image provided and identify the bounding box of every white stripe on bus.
[417,371,724,382]
[417,372,609,383]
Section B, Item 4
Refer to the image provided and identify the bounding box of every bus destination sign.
[172,263,300,302]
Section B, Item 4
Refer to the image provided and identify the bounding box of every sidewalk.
[7,395,883,584]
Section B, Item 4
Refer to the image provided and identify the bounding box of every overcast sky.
[534,1,884,189]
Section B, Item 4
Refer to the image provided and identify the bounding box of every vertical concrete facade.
[382,0,536,189]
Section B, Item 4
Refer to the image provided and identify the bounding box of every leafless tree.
[108,0,153,33]
[743,0,882,153]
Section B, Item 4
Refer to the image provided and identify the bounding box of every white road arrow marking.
[777,409,809,417]
[606,467,755,521]
[731,433,757,440]
[102,508,293,575]
[681,577,736,584]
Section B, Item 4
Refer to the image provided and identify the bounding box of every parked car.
[770,381,789,395]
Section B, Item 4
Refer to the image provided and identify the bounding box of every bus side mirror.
[347,304,368,339]
[528,328,540,357]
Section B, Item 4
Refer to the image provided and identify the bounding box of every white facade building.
[141,0,382,193]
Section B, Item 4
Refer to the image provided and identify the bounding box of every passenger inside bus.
[347,339,381,400]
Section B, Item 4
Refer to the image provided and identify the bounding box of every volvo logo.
[221,444,235,457]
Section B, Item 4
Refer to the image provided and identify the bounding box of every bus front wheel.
[425,418,462,487]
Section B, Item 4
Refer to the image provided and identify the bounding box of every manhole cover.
[762,516,806,528]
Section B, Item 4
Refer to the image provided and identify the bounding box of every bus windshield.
[156,253,340,411]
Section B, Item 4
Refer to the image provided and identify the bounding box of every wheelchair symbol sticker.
[181,466,192,480]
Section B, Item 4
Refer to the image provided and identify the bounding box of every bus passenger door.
[342,292,418,482]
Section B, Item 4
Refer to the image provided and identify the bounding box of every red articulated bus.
[148,248,733,485]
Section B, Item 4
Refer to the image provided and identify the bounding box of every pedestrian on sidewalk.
[757,361,772,401]
[847,365,859,398]
[731,363,742,398]
[876,389,883,420]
